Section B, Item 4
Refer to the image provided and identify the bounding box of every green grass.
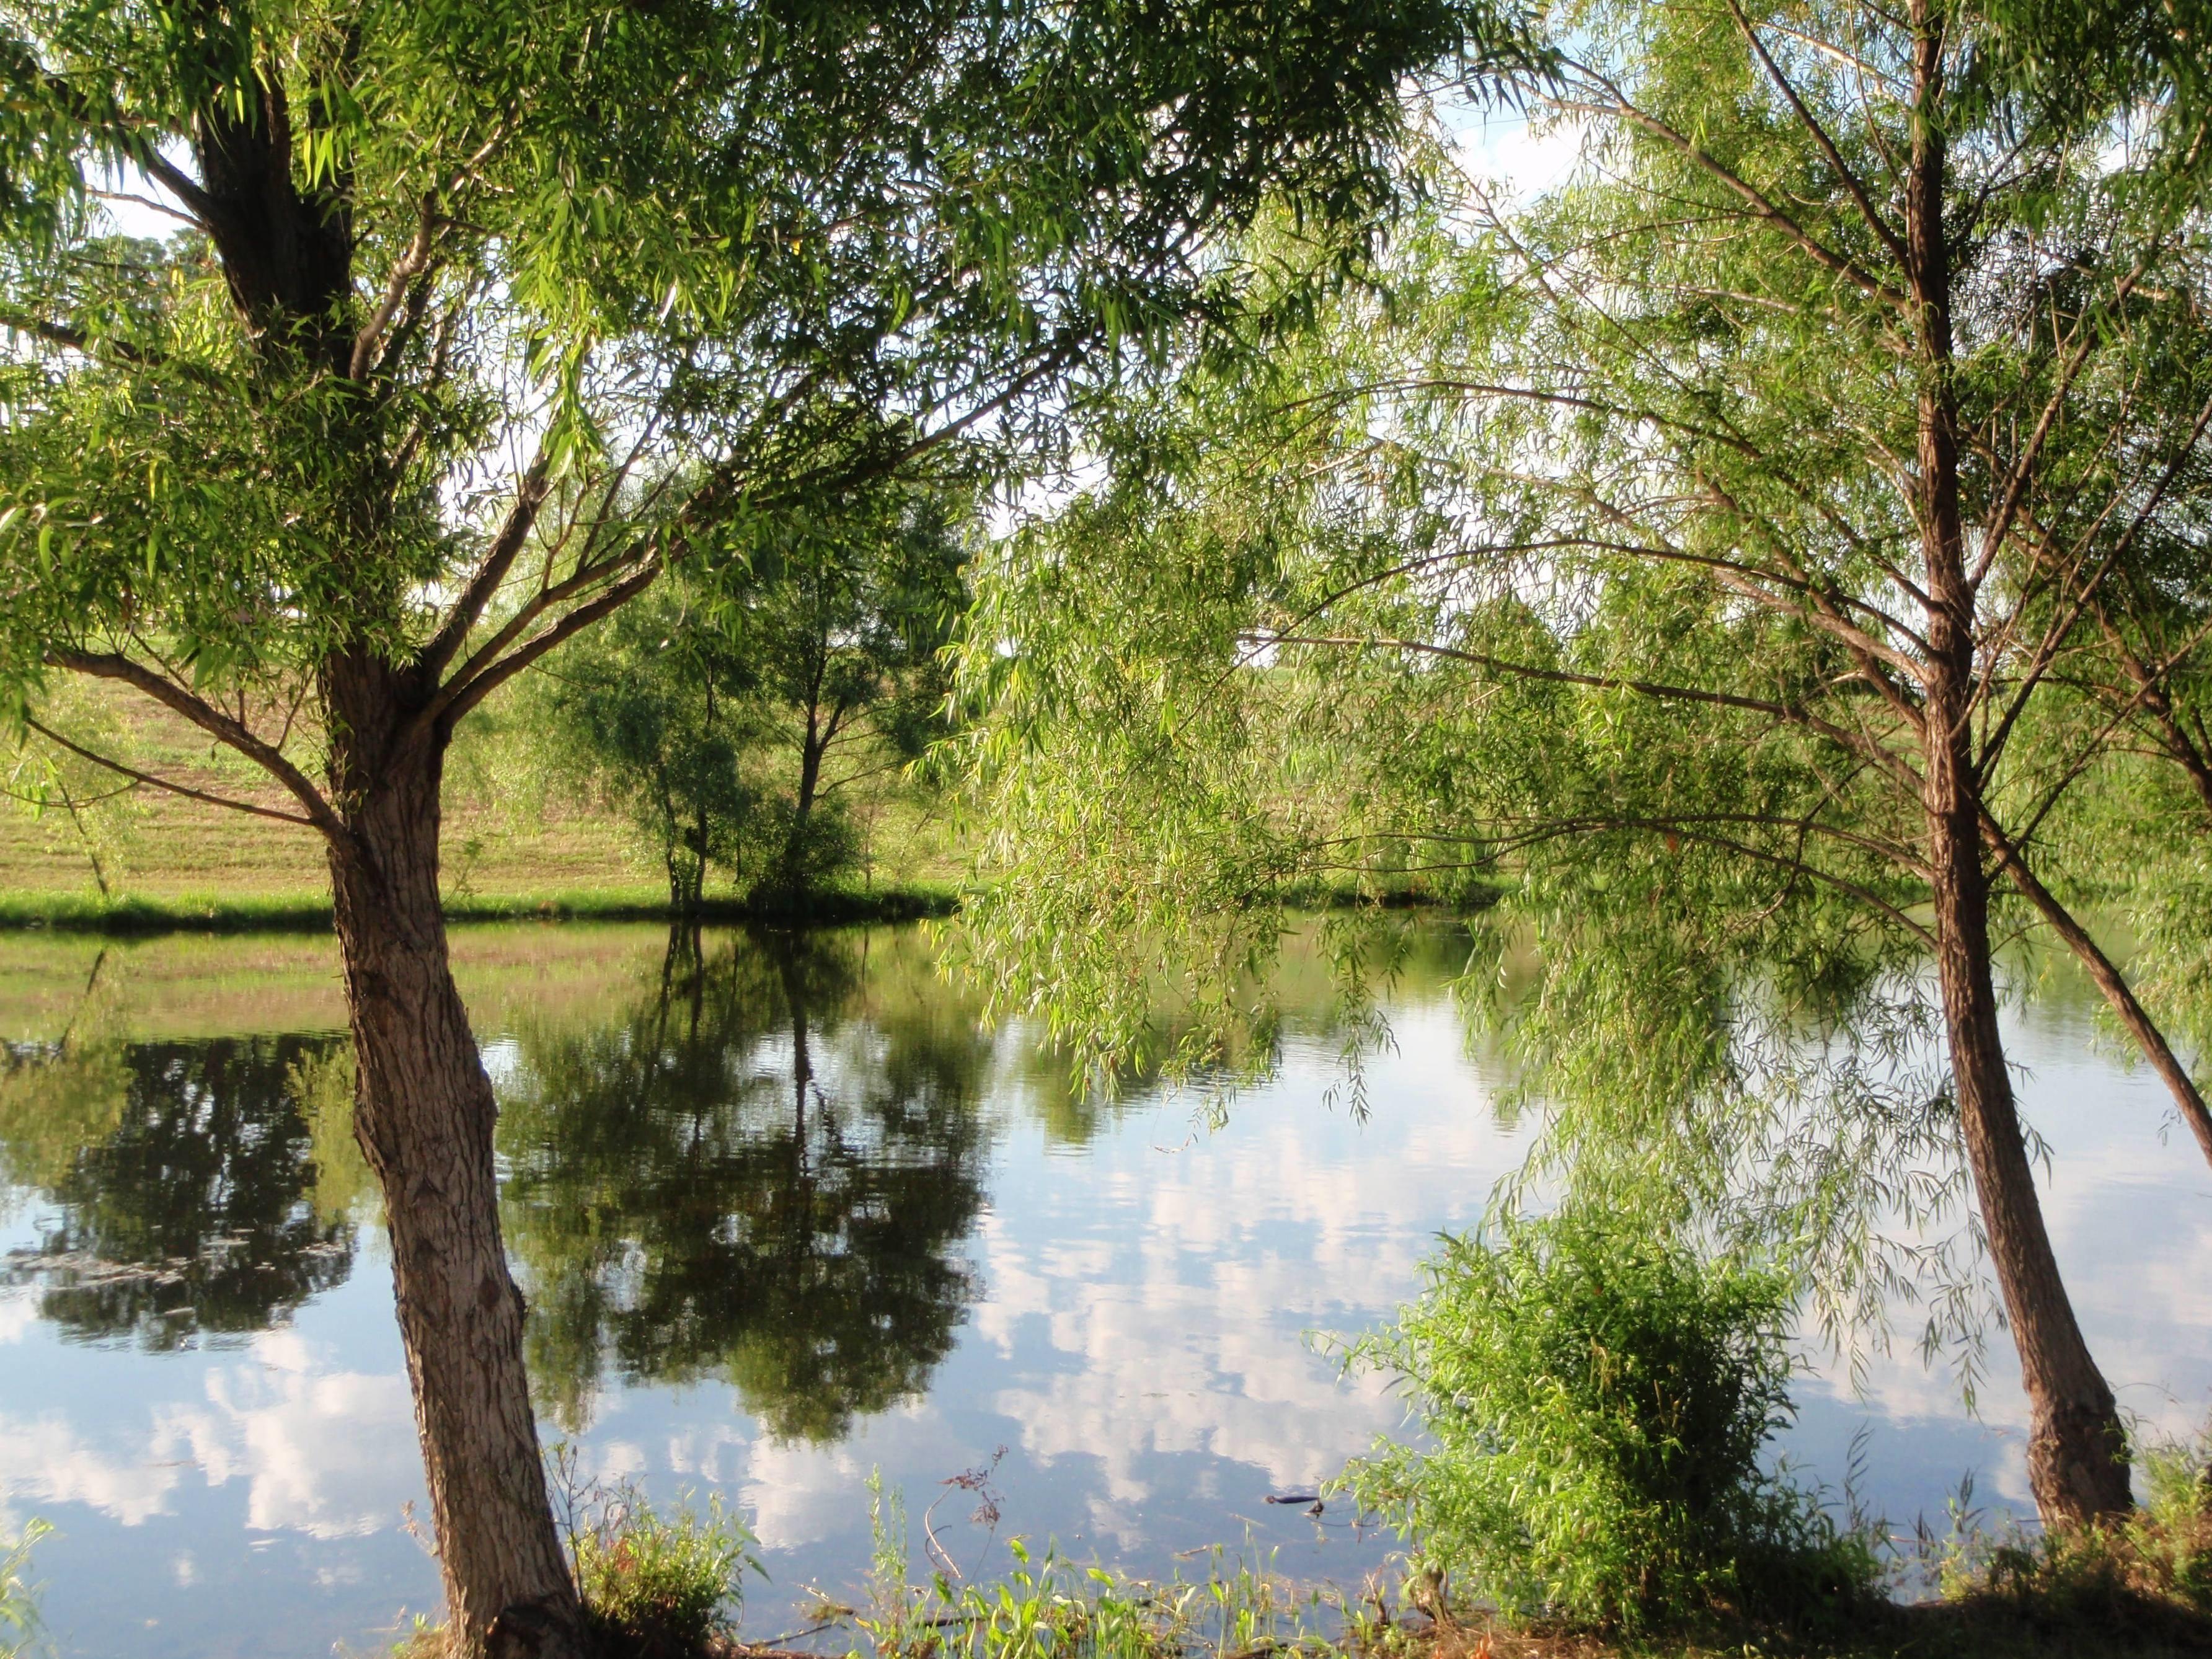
[376,1544,2212,1659]
[0,879,964,935]
[843,1552,2212,1659]
[4,676,972,934]
[561,1470,760,1659]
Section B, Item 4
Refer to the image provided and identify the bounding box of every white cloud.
[0,1294,38,1346]
[1447,108,1590,205]
[206,1360,418,1537]
[0,1409,186,1526]
[957,1002,1518,1539]
[0,1327,418,1539]
[738,1436,872,1553]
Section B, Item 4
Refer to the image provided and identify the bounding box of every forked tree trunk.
[324,670,585,1659]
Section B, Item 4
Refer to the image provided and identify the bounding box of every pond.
[0,920,2206,1658]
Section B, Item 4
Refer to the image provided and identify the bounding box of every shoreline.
[0,878,1482,938]
[0,881,966,937]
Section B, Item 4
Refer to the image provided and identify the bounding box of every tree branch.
[22,717,317,828]
[1250,629,1923,793]
[1552,68,1908,308]
[1499,811,1936,947]
[43,650,349,849]
[416,443,555,678]
[351,198,440,381]
[435,562,664,730]
[1968,259,2151,591]
[0,310,158,368]
[1723,0,1910,272]
[1981,812,2212,1169]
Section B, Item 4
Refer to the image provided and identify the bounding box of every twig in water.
[921,1495,963,1582]
[921,1448,1008,1582]
[745,1622,838,1648]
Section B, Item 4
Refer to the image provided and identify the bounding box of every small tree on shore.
[519,484,972,905]
[524,585,764,911]
[738,489,972,897]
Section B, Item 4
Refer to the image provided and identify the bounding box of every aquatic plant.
[0,1519,48,1659]
[1338,1213,1877,1631]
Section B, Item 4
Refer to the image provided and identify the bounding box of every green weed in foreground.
[1338,1214,1877,1634]
[0,1519,48,1659]
[861,1474,1331,1659]
[1929,1429,2212,1627]
[553,1447,760,1659]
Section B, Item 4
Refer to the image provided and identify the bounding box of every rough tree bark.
[1908,0,2131,1521]
[1924,715,2133,1520]
[324,655,587,1659]
[148,71,593,1653]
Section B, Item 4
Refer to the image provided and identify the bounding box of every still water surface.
[0,921,2206,1658]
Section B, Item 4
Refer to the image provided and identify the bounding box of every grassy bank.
[0,879,964,936]
[969,1591,2208,1659]
[834,1530,2212,1659]
[1380,1596,2212,1657]
[745,1539,2212,1659]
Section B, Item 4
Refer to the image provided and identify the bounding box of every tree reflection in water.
[497,926,995,1442]
[0,1032,358,1348]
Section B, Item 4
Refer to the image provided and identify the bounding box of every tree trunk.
[781,705,827,891]
[1905,0,2130,1526]
[1926,747,2133,1521]
[324,681,585,1659]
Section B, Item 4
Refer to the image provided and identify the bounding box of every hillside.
[2,682,961,917]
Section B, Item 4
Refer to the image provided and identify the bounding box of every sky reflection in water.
[0,921,2206,1659]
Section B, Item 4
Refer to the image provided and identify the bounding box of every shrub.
[1338,1212,1875,1631]
[567,1480,759,1658]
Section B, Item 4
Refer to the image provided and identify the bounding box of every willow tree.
[738,488,974,895]
[958,0,2212,1526]
[0,1,1510,1650]
[523,580,764,912]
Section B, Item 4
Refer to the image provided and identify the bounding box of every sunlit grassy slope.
[2,683,964,922]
